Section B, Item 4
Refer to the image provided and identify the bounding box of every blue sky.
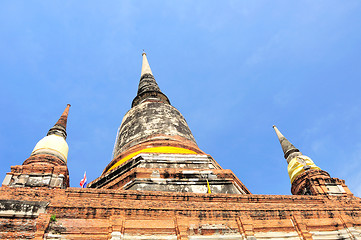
[1,1,361,196]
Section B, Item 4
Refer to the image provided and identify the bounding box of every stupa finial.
[272,125,301,163]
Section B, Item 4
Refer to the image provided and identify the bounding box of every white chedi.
[32,134,69,162]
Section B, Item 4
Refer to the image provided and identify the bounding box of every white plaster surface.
[2,174,12,186]
[188,235,242,240]
[254,231,300,240]
[123,234,177,240]
[111,231,123,240]
[0,200,47,217]
[311,228,361,240]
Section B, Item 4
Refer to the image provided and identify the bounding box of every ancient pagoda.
[1,53,360,239]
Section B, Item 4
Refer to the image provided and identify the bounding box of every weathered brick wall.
[0,186,360,239]
[3,163,69,189]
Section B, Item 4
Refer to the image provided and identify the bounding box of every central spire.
[103,52,201,173]
[89,53,249,195]
[132,52,170,107]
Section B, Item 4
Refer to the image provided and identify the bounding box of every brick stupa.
[1,53,360,239]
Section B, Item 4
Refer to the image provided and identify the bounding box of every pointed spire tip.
[47,104,71,139]
[273,125,300,160]
[141,51,152,76]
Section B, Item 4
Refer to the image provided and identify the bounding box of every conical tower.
[107,52,200,168]
[2,105,71,188]
[27,104,71,165]
[46,103,70,139]
[273,125,302,163]
[89,53,250,194]
[273,125,352,196]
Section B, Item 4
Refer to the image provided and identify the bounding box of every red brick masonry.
[0,186,360,239]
